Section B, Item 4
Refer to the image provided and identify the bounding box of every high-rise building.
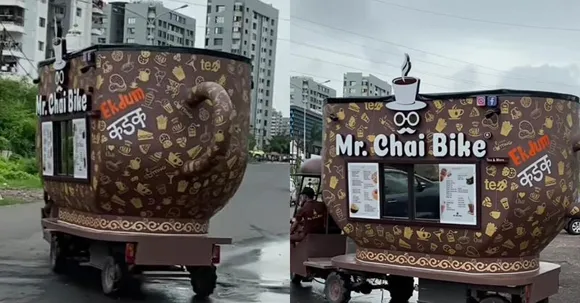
[94,1,195,47]
[205,0,279,149]
[45,0,105,58]
[269,109,289,136]
[0,0,49,79]
[290,76,336,114]
[343,72,391,97]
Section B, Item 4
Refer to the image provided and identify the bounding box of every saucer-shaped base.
[57,208,209,234]
[355,248,539,274]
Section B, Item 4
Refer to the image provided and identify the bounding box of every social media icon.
[476,96,486,107]
[486,96,498,107]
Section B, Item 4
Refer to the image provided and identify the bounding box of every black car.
[382,169,440,220]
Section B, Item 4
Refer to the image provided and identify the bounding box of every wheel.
[479,294,509,303]
[324,272,351,303]
[291,272,304,285]
[101,256,128,296]
[189,265,217,298]
[49,234,67,274]
[566,219,580,235]
[387,275,414,302]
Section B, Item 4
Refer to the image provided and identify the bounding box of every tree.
[266,135,290,154]
[0,79,38,157]
[248,134,257,150]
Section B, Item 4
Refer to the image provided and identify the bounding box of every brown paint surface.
[323,96,580,273]
[37,48,251,234]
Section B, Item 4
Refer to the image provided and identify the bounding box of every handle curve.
[182,82,235,175]
[566,136,580,218]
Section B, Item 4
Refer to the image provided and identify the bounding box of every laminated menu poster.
[41,121,54,176]
[438,164,477,225]
[347,162,381,219]
[72,118,88,179]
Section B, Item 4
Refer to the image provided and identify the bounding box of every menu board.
[72,118,88,179]
[41,121,54,176]
[439,164,476,225]
[347,162,381,219]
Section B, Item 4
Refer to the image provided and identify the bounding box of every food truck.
[36,35,251,297]
[291,54,580,303]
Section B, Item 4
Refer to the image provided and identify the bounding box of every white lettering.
[517,155,552,187]
[336,134,354,156]
[433,133,447,157]
[472,140,487,158]
[374,134,388,157]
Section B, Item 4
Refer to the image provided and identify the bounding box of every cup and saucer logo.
[386,53,427,135]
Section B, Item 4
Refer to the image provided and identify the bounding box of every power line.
[0,23,35,81]
[290,22,577,89]
[373,0,580,33]
[289,41,496,89]
[290,56,456,91]
[290,16,572,84]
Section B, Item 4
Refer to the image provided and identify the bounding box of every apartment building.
[205,0,279,149]
[269,109,289,136]
[45,0,104,58]
[290,76,336,114]
[0,0,49,79]
[343,72,391,97]
[94,1,195,46]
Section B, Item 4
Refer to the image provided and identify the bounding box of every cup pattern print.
[322,96,580,273]
[37,49,252,234]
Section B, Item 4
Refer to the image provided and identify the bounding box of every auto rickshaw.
[289,157,346,285]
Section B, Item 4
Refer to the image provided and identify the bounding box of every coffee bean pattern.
[323,95,580,273]
[37,47,251,234]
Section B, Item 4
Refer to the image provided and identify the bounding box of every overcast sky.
[160,0,290,115]
[291,0,580,102]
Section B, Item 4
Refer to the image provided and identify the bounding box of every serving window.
[41,117,89,181]
[347,162,478,227]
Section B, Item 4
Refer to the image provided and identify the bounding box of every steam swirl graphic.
[401,53,411,82]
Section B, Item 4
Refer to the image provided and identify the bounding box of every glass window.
[381,164,441,221]
[54,121,74,176]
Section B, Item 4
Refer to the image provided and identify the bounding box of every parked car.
[565,218,580,235]
[565,195,580,235]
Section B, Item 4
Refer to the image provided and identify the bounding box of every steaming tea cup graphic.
[387,77,427,111]
[386,54,427,112]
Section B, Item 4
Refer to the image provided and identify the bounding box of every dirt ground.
[0,188,43,205]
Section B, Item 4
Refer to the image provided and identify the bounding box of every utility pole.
[0,28,7,67]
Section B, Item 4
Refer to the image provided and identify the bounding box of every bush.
[0,158,38,181]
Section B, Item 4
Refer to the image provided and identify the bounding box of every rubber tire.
[291,272,303,285]
[189,265,218,298]
[387,275,414,303]
[101,256,128,296]
[566,219,580,235]
[324,272,351,303]
[49,234,67,274]
[479,294,509,303]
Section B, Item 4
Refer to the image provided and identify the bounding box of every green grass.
[0,178,42,189]
[0,197,29,206]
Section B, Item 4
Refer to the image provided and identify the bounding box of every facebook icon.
[486,96,498,107]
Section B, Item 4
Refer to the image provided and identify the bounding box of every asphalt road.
[0,163,291,303]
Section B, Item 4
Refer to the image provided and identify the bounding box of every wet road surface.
[0,163,291,303]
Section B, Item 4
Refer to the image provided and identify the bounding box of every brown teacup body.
[323,93,580,274]
[36,46,251,234]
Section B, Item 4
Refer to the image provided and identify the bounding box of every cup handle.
[182,82,235,175]
[565,136,580,218]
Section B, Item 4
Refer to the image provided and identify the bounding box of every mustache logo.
[397,127,416,135]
